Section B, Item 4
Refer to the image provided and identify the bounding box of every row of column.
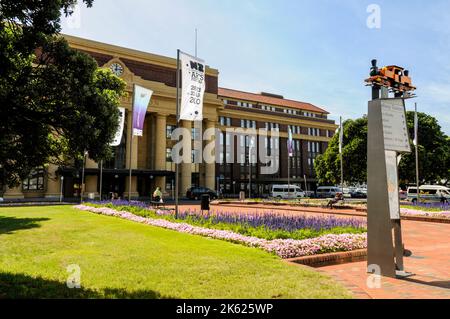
[153,114,216,196]
[1,112,217,199]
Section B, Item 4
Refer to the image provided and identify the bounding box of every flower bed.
[86,200,366,241]
[74,204,367,259]
[400,208,450,218]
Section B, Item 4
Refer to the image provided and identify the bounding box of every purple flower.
[74,205,367,259]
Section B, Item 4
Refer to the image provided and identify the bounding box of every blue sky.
[62,0,450,135]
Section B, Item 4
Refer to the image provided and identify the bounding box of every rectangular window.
[22,168,45,191]
[166,148,172,162]
[166,125,175,139]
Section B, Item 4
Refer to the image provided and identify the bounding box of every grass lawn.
[0,206,351,299]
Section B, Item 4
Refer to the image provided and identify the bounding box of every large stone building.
[0,35,337,200]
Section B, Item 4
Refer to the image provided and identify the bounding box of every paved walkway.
[169,203,449,299]
[319,220,450,299]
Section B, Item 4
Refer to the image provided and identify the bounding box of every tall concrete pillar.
[45,164,61,198]
[84,158,99,198]
[180,120,192,196]
[154,114,167,192]
[125,109,139,198]
[205,120,216,191]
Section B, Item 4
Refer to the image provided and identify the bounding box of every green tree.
[0,0,126,186]
[315,112,449,186]
[398,112,449,185]
[315,117,368,185]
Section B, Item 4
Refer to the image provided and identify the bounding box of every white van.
[407,185,450,204]
[316,186,342,198]
[270,185,305,199]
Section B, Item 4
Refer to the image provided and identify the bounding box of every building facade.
[0,35,337,200]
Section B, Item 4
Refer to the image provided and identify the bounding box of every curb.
[285,249,367,267]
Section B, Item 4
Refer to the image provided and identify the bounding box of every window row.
[288,125,301,135]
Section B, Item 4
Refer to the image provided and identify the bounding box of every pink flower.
[74,205,367,259]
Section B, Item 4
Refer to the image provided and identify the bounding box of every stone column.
[45,164,61,198]
[125,109,139,198]
[154,114,167,192]
[205,120,216,191]
[180,120,192,196]
[84,158,99,199]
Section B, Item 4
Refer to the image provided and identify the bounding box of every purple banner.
[132,85,153,136]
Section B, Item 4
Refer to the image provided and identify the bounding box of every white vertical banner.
[339,117,343,154]
[287,126,293,157]
[110,107,126,146]
[180,51,205,121]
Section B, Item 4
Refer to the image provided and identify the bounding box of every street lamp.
[80,150,88,203]
[59,176,64,203]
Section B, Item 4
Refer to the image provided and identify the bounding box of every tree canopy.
[0,0,126,186]
[315,112,449,187]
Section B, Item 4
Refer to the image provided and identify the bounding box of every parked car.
[270,185,305,199]
[316,186,341,198]
[304,190,316,198]
[186,187,218,200]
[407,185,450,204]
[399,189,407,200]
[350,189,367,198]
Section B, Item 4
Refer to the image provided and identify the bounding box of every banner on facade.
[287,127,293,157]
[132,84,153,136]
[179,51,205,121]
[339,118,343,154]
[110,107,126,146]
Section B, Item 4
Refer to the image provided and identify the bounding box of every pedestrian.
[153,187,162,202]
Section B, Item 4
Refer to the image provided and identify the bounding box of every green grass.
[0,206,351,299]
[95,203,366,241]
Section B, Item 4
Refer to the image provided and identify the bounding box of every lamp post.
[80,150,87,203]
[59,176,64,203]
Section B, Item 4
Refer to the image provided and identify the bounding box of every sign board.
[381,99,411,153]
[385,150,400,219]
[180,51,205,121]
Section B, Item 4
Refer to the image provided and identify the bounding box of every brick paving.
[169,203,449,299]
[319,220,450,299]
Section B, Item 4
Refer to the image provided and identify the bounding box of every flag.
[132,85,153,136]
[413,111,418,146]
[180,51,206,121]
[287,126,293,157]
[110,107,126,146]
[339,117,343,154]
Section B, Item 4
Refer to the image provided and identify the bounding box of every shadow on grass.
[0,216,50,235]
[0,272,176,299]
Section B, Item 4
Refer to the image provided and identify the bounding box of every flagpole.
[415,103,420,203]
[340,116,344,197]
[128,84,135,202]
[287,128,290,199]
[175,49,180,218]
[287,155,290,199]
[248,139,252,199]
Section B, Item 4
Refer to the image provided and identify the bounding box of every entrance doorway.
[101,174,126,200]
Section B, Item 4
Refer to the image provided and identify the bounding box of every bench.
[149,201,165,209]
